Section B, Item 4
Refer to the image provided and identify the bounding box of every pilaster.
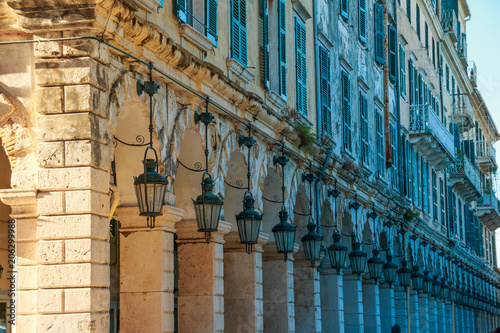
[409,290,420,333]
[394,286,408,331]
[379,283,395,332]
[418,292,429,333]
[362,279,381,333]
[428,297,438,332]
[343,272,364,333]
[320,267,344,333]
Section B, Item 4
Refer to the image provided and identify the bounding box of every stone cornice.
[0,188,37,218]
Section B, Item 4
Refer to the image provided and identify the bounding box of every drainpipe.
[313,0,322,137]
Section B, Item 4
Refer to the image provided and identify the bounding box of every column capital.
[117,205,183,232]
[223,231,269,253]
[176,219,231,244]
[0,188,37,218]
[262,242,300,261]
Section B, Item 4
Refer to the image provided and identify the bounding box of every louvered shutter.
[406,0,411,23]
[359,0,366,42]
[295,18,307,116]
[262,0,269,87]
[400,45,406,98]
[389,25,396,81]
[177,0,187,22]
[376,109,385,178]
[320,46,331,136]
[231,0,247,65]
[342,71,351,152]
[341,0,348,20]
[360,93,368,165]
[409,60,414,105]
[374,3,384,64]
[206,0,218,44]
[278,0,287,97]
[416,5,420,39]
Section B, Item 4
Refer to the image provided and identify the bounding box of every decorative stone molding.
[291,0,312,22]
[179,23,214,53]
[224,231,269,253]
[266,90,287,112]
[226,58,255,86]
[117,205,184,232]
[0,188,37,218]
[129,0,163,13]
[340,56,353,73]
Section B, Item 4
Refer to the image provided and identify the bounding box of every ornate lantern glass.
[383,254,398,285]
[397,260,412,287]
[367,249,385,281]
[440,278,449,299]
[193,174,223,241]
[301,218,323,262]
[349,242,367,275]
[235,192,263,253]
[423,271,434,294]
[411,265,424,291]
[272,207,296,260]
[328,229,348,273]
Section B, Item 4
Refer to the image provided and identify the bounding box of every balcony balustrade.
[449,152,481,204]
[441,9,458,43]
[452,97,473,132]
[468,61,477,87]
[409,104,455,171]
[476,140,498,173]
[458,34,468,67]
[477,192,500,231]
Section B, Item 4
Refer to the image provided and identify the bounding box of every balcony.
[458,34,467,67]
[441,9,458,43]
[452,97,473,132]
[477,193,500,231]
[468,61,477,87]
[476,140,498,173]
[409,104,455,171]
[449,152,481,203]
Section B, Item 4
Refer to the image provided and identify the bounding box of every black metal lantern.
[349,241,367,275]
[328,229,348,273]
[235,191,263,253]
[440,278,449,299]
[397,260,412,287]
[432,275,442,297]
[383,254,398,285]
[423,271,434,294]
[367,248,385,281]
[301,217,323,262]
[272,206,296,261]
[411,265,424,291]
[193,173,223,241]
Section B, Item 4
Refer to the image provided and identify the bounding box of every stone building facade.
[0,0,498,332]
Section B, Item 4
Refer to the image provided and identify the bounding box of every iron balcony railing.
[478,193,499,213]
[449,152,481,194]
[458,34,467,60]
[409,104,455,157]
[452,96,473,129]
[468,61,477,86]
[476,140,496,160]
[441,9,458,41]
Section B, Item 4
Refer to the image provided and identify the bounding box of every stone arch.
[222,150,249,231]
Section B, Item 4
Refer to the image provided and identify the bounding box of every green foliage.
[403,207,420,221]
[294,122,317,154]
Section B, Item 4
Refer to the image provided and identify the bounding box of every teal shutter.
[342,71,351,152]
[416,5,420,39]
[206,0,218,44]
[262,0,269,87]
[400,45,406,98]
[295,17,307,116]
[374,3,384,64]
[389,25,396,82]
[319,46,331,136]
[406,0,411,23]
[231,0,247,65]
[278,0,287,97]
[177,0,187,22]
[341,0,348,19]
[360,92,368,164]
[376,109,384,178]
[359,0,366,42]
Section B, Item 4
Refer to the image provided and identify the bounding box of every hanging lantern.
[411,265,424,291]
[367,248,385,281]
[272,206,296,261]
[301,217,323,262]
[383,254,398,285]
[397,260,412,287]
[328,229,348,273]
[432,276,442,297]
[349,242,367,275]
[440,278,449,299]
[423,271,434,294]
[235,191,263,254]
[134,158,168,228]
[193,174,223,242]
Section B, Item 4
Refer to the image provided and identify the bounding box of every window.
[231,0,247,65]
[177,0,218,44]
[342,71,351,152]
[262,0,269,87]
[422,158,429,214]
[278,0,287,97]
[389,25,397,82]
[390,122,398,189]
[406,0,411,23]
[341,0,348,20]
[432,38,435,67]
[432,169,438,221]
[295,17,307,115]
[376,108,385,179]
[458,198,463,240]
[320,46,331,136]
[425,22,429,51]
[400,45,406,99]
[446,64,450,93]
[360,92,369,164]
[359,0,367,42]
[409,59,416,105]
[416,5,420,40]
[440,177,445,226]
[374,3,384,64]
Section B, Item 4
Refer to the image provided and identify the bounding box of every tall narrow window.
[406,0,411,23]
[341,0,348,19]
[374,3,384,64]
[446,64,450,93]
[432,169,438,221]
[389,25,397,82]
[458,198,463,240]
[176,0,218,44]
[440,177,445,226]
[262,0,269,87]
[400,45,406,98]
[416,5,420,40]
[359,0,367,42]
[432,38,436,67]
[231,0,247,65]
[278,0,286,97]
[320,46,331,136]
[425,22,429,51]
[360,92,369,164]
[391,122,398,189]
[342,71,351,152]
[295,17,307,115]
[376,108,385,179]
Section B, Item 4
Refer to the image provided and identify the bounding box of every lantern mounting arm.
[349,193,361,243]
[327,179,340,230]
[273,143,289,209]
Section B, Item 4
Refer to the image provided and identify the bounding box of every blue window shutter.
[295,18,307,116]
[400,45,406,98]
[389,25,396,82]
[279,0,287,97]
[374,3,384,64]
[206,0,218,45]
[406,0,411,23]
[360,92,368,164]
[240,0,247,65]
[342,71,351,152]
[231,0,247,65]
[262,0,269,87]
[157,0,164,8]
[176,0,187,22]
[341,0,348,20]
[319,46,331,136]
[359,0,366,42]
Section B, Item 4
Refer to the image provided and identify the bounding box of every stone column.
[262,243,298,333]
[428,297,438,332]
[320,268,344,333]
[409,290,420,333]
[176,220,231,333]
[118,206,183,333]
[437,299,446,331]
[418,292,429,333]
[463,306,470,332]
[444,301,452,332]
[379,284,395,332]
[294,253,322,333]
[362,279,380,333]
[394,286,408,331]
[0,189,37,332]
[224,232,269,333]
[343,273,364,333]
[456,305,464,333]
